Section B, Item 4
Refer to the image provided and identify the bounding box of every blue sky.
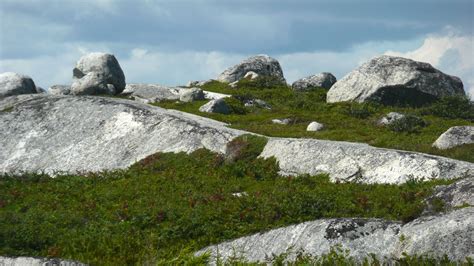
[0,0,473,96]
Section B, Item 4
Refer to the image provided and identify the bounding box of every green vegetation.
[0,135,454,265]
[154,81,474,162]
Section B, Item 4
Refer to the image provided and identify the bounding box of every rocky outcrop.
[307,121,324,131]
[217,55,286,84]
[424,177,473,215]
[48,85,71,95]
[327,55,465,106]
[124,84,182,103]
[1,95,472,183]
[378,112,405,126]
[199,99,231,114]
[0,256,86,266]
[0,94,245,175]
[196,207,474,264]
[72,53,125,95]
[179,88,205,102]
[432,126,474,150]
[186,79,215,87]
[0,72,37,98]
[259,138,473,184]
[292,73,337,91]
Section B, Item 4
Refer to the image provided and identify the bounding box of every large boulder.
[432,126,474,150]
[196,207,474,264]
[259,138,473,184]
[179,87,205,102]
[71,72,115,95]
[217,55,286,84]
[124,84,182,103]
[199,98,231,114]
[327,55,465,106]
[307,121,324,131]
[424,176,473,215]
[48,85,71,95]
[0,72,37,98]
[292,72,337,91]
[73,52,126,95]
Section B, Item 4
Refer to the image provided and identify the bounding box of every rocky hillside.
[0,53,473,265]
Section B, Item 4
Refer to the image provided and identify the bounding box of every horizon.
[0,0,473,97]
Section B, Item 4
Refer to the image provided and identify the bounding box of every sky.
[0,0,473,96]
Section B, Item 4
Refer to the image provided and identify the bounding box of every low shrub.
[421,95,474,121]
[387,115,428,133]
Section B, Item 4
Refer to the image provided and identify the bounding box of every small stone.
[307,121,324,131]
[0,72,37,98]
[199,98,231,114]
[272,118,292,125]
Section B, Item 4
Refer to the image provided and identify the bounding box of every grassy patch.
[0,136,453,265]
[153,81,474,162]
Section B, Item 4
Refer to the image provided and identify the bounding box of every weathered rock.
[0,94,245,175]
[48,85,71,95]
[327,55,465,105]
[259,138,474,184]
[243,71,259,80]
[199,99,231,114]
[179,88,205,102]
[0,256,86,266]
[432,126,474,150]
[271,118,293,125]
[0,72,37,98]
[292,73,337,91]
[71,72,113,95]
[307,121,324,131]
[424,176,473,215]
[197,207,474,264]
[186,79,215,87]
[217,55,286,84]
[73,52,126,94]
[203,91,231,100]
[125,84,182,103]
[35,86,47,94]
[378,112,405,126]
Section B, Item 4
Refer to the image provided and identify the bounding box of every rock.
[243,99,271,109]
[307,121,324,131]
[186,79,215,87]
[243,71,259,80]
[179,88,205,102]
[203,91,231,100]
[0,94,245,175]
[1,95,472,182]
[292,72,337,91]
[73,52,126,94]
[0,72,37,98]
[48,85,71,95]
[271,118,293,125]
[259,138,474,184]
[432,126,474,150]
[199,99,231,114]
[0,256,86,266]
[125,84,183,103]
[378,112,405,126]
[196,207,474,264]
[327,55,465,106]
[424,176,473,215]
[35,86,47,94]
[71,71,113,95]
[217,55,286,84]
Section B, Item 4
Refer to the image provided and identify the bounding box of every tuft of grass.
[420,95,474,121]
[0,144,453,265]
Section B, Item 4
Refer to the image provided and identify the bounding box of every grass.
[0,135,456,265]
[153,80,474,162]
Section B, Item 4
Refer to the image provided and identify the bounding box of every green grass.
[154,81,474,162]
[0,135,455,265]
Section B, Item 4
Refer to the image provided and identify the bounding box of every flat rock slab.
[260,138,473,184]
[0,256,86,266]
[0,94,245,175]
[196,207,474,264]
